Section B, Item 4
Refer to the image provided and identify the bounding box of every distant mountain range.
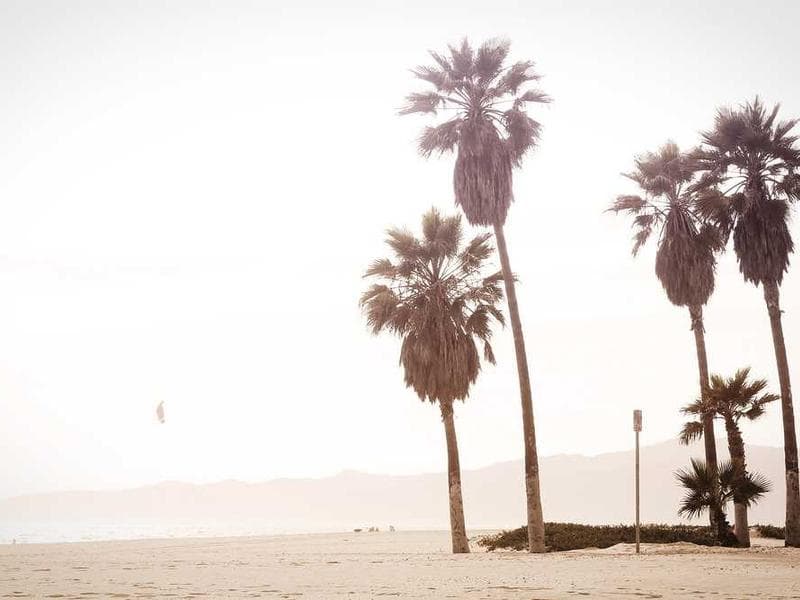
[0,439,787,530]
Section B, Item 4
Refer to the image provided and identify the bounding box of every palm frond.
[679,420,705,445]
[448,38,474,78]
[385,228,423,262]
[495,60,539,95]
[364,258,396,279]
[360,285,399,334]
[454,133,514,225]
[465,306,491,339]
[421,207,462,259]
[632,226,654,256]
[483,340,496,364]
[608,195,647,214]
[504,108,542,164]
[676,458,717,519]
[474,38,510,84]
[680,397,707,417]
[744,393,779,420]
[418,119,462,156]
[733,198,794,285]
[693,190,731,233]
[516,89,551,105]
[399,91,446,116]
[410,65,451,92]
[459,232,494,271]
[737,470,771,506]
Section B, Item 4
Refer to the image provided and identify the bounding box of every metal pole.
[635,427,640,554]
[633,409,642,555]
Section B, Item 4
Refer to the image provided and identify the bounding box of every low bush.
[477,522,716,552]
[755,524,785,539]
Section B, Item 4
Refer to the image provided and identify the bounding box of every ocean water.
[0,518,350,545]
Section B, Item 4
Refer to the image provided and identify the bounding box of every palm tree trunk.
[724,416,750,547]
[689,304,719,535]
[733,503,749,547]
[763,279,800,547]
[493,223,546,553]
[713,506,735,547]
[689,306,718,468]
[439,400,470,554]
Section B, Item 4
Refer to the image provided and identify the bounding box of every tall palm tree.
[609,142,724,533]
[680,368,778,546]
[360,208,504,554]
[692,97,800,546]
[400,38,550,552]
[676,458,770,547]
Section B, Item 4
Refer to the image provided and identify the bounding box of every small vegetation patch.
[477,523,716,552]
[755,524,785,539]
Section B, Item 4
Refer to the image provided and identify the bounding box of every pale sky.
[2,0,800,498]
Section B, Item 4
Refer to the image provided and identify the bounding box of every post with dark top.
[633,409,642,554]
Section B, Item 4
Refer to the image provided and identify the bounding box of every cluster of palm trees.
[679,369,776,546]
[362,38,550,554]
[360,37,800,554]
[611,98,800,547]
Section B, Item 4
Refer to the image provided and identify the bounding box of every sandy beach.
[1,530,798,599]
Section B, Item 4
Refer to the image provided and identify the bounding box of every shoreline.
[0,527,474,548]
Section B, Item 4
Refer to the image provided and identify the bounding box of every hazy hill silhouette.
[0,439,786,529]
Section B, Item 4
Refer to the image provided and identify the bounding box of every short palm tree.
[680,368,778,546]
[692,97,800,546]
[676,458,770,547]
[610,142,724,531]
[400,38,550,552]
[360,208,504,553]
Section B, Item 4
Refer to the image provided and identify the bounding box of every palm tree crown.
[693,97,800,285]
[610,142,722,307]
[400,38,550,226]
[360,208,504,403]
[680,367,779,444]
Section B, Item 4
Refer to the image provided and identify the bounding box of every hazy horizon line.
[2,436,783,502]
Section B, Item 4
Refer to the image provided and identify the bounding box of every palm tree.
[360,208,504,553]
[609,142,723,533]
[680,368,778,546]
[400,38,550,552]
[676,458,770,547]
[692,97,800,546]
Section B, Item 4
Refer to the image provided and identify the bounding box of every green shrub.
[755,524,785,539]
[477,522,716,552]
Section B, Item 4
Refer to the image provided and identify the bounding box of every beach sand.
[1,530,798,599]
